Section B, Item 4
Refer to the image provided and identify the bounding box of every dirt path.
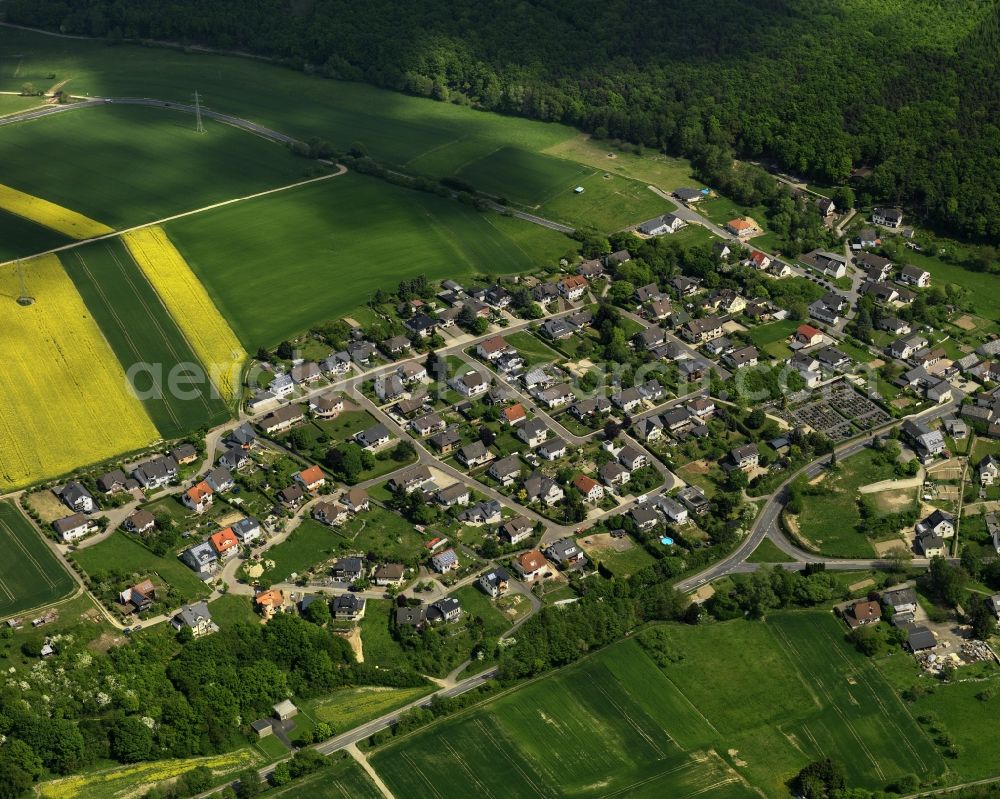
[345,743,397,799]
[858,468,926,494]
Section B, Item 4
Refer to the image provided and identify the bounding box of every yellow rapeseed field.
[39,750,259,799]
[0,255,157,490]
[123,226,246,402]
[0,182,114,239]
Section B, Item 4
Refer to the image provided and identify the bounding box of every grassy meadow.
[257,758,384,799]
[71,531,212,606]
[368,611,942,798]
[0,254,157,491]
[166,172,573,347]
[0,104,311,230]
[0,501,76,618]
[61,239,231,438]
[309,685,434,731]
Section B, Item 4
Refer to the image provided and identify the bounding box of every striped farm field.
[370,642,759,799]
[0,255,157,491]
[122,226,246,403]
[61,239,231,439]
[370,612,943,798]
[0,182,113,239]
[0,501,75,618]
[0,207,71,262]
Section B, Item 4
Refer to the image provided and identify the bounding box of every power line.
[16,260,34,306]
[193,90,205,134]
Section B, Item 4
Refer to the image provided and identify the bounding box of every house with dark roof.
[479,567,510,598]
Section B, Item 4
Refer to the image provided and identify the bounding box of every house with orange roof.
[512,550,551,582]
[503,403,527,426]
[182,481,214,513]
[255,589,285,620]
[572,474,604,503]
[295,465,326,492]
[560,275,588,301]
[745,250,771,270]
[725,217,758,238]
[794,324,824,347]
[210,527,240,559]
[476,336,513,361]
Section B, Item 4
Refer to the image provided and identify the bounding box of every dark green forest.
[6,0,1000,241]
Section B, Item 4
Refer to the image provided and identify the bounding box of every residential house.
[907,625,937,652]
[388,465,433,494]
[560,275,588,300]
[899,264,931,288]
[258,404,305,434]
[599,461,631,488]
[631,506,659,531]
[172,602,216,637]
[724,345,759,369]
[123,509,155,534]
[578,259,605,279]
[817,197,836,217]
[405,313,437,339]
[855,228,881,249]
[634,416,665,442]
[427,597,462,624]
[727,444,760,472]
[437,483,471,507]
[375,373,406,403]
[533,282,560,306]
[635,283,666,304]
[459,500,503,524]
[518,419,550,448]
[373,564,406,587]
[489,455,523,487]
[638,213,687,236]
[485,284,512,308]
[320,351,352,376]
[856,252,893,281]
[411,412,446,437]
[618,445,647,472]
[205,466,235,493]
[331,557,365,582]
[355,423,391,450]
[458,441,494,468]
[890,335,929,361]
[503,403,527,426]
[681,316,724,343]
[58,481,95,513]
[538,437,568,461]
[380,335,411,358]
[658,496,689,524]
[979,455,1000,486]
[291,361,321,385]
[533,383,575,409]
[795,324,824,347]
[218,446,250,472]
[545,538,587,569]
[861,281,900,304]
[97,469,131,495]
[512,550,551,582]
[132,455,178,490]
[523,473,565,505]
[570,397,612,422]
[477,336,513,361]
[277,484,305,508]
[725,218,756,238]
[395,605,427,628]
[882,587,919,615]
[678,485,710,515]
[182,482,214,513]
[878,316,911,336]
[918,532,947,557]
[612,386,644,413]
[917,509,956,538]
[431,547,460,573]
[451,370,489,398]
[255,590,285,621]
[429,426,462,454]
[843,600,882,629]
[635,325,666,351]
[572,474,604,502]
[540,317,574,340]
[398,361,427,384]
[745,250,771,270]
[479,567,510,598]
[500,516,534,545]
[688,396,716,418]
[52,513,94,543]
[232,517,262,544]
[604,249,632,267]
[269,373,294,397]
[209,527,240,559]
[673,187,704,203]
[171,443,198,465]
[332,593,366,621]
[180,541,219,579]
[872,207,904,228]
[395,395,427,419]
[800,249,848,279]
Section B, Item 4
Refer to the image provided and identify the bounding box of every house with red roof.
[182,482,214,513]
[210,527,240,559]
[572,474,604,503]
[794,324,824,347]
[295,465,326,492]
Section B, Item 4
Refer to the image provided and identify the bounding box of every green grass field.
[60,239,232,437]
[746,538,795,563]
[71,531,211,605]
[260,520,340,582]
[370,638,758,799]
[0,95,47,115]
[538,169,675,231]
[329,508,427,565]
[503,331,561,366]
[0,104,312,230]
[309,685,434,731]
[750,319,800,360]
[260,757,383,799]
[167,172,573,347]
[451,585,513,637]
[0,501,76,618]
[359,598,409,668]
[578,535,657,577]
[792,448,898,557]
[0,206,70,262]
[455,145,591,205]
[369,612,942,797]
[206,593,259,630]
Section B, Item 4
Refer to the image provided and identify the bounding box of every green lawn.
[0,207,70,262]
[206,593,259,630]
[260,520,340,582]
[504,330,561,367]
[903,248,1000,319]
[578,534,657,577]
[536,168,674,231]
[0,104,312,230]
[60,239,232,436]
[359,598,409,668]
[455,145,592,206]
[0,94,47,115]
[167,172,572,348]
[277,410,375,461]
[309,684,434,732]
[452,584,512,637]
[328,508,427,565]
[0,501,76,618]
[792,448,898,558]
[746,538,795,563]
[71,531,210,605]
[749,319,800,360]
